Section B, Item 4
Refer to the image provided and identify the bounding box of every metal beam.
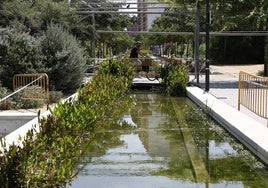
[95,30,268,36]
[77,6,170,10]
[208,32,268,36]
[81,2,169,5]
[76,10,193,15]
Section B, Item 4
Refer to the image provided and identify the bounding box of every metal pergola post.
[194,8,200,84]
[205,0,210,91]
[92,13,96,73]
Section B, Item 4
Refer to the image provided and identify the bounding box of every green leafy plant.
[10,87,45,110]
[0,83,11,110]
[41,23,87,91]
[161,64,188,96]
[98,58,134,82]
[265,36,268,76]
[0,60,133,187]
[0,27,44,90]
[49,90,63,103]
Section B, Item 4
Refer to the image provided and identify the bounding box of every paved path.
[188,64,268,165]
[189,64,267,126]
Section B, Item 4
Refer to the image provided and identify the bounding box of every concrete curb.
[187,86,268,165]
[0,93,78,152]
[0,113,37,135]
[0,111,50,150]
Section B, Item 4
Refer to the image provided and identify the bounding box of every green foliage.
[161,64,189,96]
[265,36,268,76]
[11,98,44,110]
[0,83,47,110]
[0,27,44,89]
[49,90,63,103]
[98,58,135,83]
[103,33,133,55]
[0,61,133,187]
[35,0,77,32]
[210,36,265,64]
[0,83,11,110]
[208,0,267,64]
[0,144,25,187]
[151,0,268,64]
[41,23,87,91]
[0,0,39,30]
[0,0,77,35]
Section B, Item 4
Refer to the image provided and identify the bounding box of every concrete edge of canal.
[0,93,78,152]
[1,85,267,167]
[186,86,268,166]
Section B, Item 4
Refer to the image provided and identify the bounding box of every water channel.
[69,91,268,188]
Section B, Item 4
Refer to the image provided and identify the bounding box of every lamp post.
[205,0,210,91]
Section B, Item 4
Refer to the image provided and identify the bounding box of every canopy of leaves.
[0,0,77,35]
[160,0,268,64]
[74,0,133,52]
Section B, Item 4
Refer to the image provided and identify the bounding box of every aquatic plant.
[161,63,188,96]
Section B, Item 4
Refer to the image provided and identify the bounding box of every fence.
[238,71,268,119]
[12,73,49,105]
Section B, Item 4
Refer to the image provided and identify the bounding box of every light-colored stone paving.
[188,64,268,165]
[190,64,268,126]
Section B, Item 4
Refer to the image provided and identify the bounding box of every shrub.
[98,58,134,85]
[49,90,63,103]
[0,83,47,110]
[161,64,188,96]
[0,27,44,89]
[0,83,11,110]
[41,23,87,91]
[10,87,45,109]
[265,36,268,76]
[0,61,133,187]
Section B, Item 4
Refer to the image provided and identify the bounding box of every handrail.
[11,73,49,105]
[238,71,268,119]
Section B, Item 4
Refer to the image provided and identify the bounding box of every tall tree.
[166,0,268,64]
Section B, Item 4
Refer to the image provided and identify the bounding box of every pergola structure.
[70,0,268,91]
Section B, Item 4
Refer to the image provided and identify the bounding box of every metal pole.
[194,8,200,84]
[92,13,96,73]
[205,0,210,91]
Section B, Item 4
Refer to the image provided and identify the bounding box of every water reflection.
[70,93,268,188]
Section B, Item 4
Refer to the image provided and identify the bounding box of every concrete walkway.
[187,64,268,165]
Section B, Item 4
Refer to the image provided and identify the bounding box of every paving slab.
[188,64,268,165]
[187,86,268,165]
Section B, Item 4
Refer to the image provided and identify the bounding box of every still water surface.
[70,92,268,188]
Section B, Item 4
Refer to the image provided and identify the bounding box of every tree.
[0,1,88,91]
[209,0,268,64]
[167,0,268,64]
[73,0,132,54]
[41,23,87,91]
[265,36,268,76]
[0,27,44,89]
[0,0,79,36]
[148,3,195,57]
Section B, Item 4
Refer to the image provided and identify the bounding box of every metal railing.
[238,71,268,119]
[12,73,49,104]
